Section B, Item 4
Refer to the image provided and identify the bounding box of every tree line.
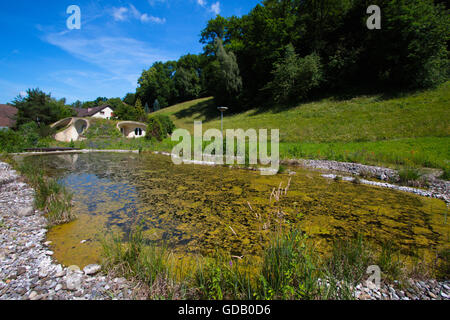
[133,0,448,110]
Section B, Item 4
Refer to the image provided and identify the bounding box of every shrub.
[37,125,56,138]
[146,116,165,141]
[0,121,47,153]
[18,122,40,146]
[154,114,176,136]
[265,45,323,104]
[0,130,25,153]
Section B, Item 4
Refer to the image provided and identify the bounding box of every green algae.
[23,153,449,269]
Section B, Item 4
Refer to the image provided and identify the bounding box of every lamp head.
[217,107,228,112]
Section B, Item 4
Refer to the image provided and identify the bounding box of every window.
[135,128,143,136]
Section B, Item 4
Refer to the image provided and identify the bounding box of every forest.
[130,0,448,111]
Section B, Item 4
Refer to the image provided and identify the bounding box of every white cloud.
[210,2,221,15]
[112,7,128,21]
[196,1,220,15]
[129,4,141,19]
[148,0,168,5]
[141,14,166,24]
[112,4,166,24]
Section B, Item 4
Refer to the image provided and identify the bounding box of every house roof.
[0,104,18,128]
[72,104,113,117]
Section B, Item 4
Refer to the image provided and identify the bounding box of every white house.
[72,105,114,119]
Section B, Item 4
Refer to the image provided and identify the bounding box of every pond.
[23,153,449,268]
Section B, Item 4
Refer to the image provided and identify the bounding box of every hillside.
[154,82,450,173]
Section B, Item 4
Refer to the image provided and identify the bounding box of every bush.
[146,114,176,141]
[146,116,165,141]
[0,129,25,153]
[38,125,56,138]
[154,114,176,136]
[18,122,40,146]
[0,121,47,153]
[265,45,323,104]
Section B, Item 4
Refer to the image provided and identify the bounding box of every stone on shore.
[83,264,101,276]
[15,206,34,217]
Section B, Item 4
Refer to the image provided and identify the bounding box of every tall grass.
[17,162,76,226]
[398,167,422,185]
[376,241,405,283]
[325,234,372,286]
[101,226,170,284]
[101,226,191,299]
[321,234,372,299]
[194,252,255,300]
[257,231,321,300]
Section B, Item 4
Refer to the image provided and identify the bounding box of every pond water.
[23,153,449,268]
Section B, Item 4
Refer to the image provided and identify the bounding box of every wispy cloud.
[112,4,166,24]
[148,0,168,6]
[112,7,128,21]
[141,14,166,24]
[197,0,207,7]
[210,2,221,15]
[196,0,221,15]
[43,30,173,87]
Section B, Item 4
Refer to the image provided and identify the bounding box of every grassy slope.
[154,83,449,171]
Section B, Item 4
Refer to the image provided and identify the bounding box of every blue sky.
[0,0,260,104]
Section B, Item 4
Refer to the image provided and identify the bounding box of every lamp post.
[217,106,228,137]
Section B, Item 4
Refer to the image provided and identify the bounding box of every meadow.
[154,82,449,175]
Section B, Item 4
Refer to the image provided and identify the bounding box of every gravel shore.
[0,162,138,300]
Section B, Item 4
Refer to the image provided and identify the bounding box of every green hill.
[155,82,450,174]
